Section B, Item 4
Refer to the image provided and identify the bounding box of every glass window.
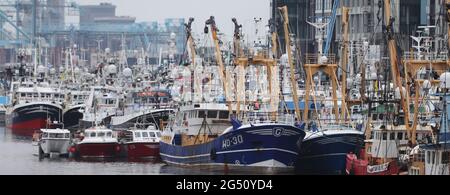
[397,132,403,140]
[98,132,105,137]
[49,133,57,138]
[42,133,48,138]
[219,111,230,119]
[65,133,70,138]
[142,132,149,138]
[432,152,436,164]
[198,111,206,119]
[382,133,387,140]
[106,132,112,137]
[156,132,161,138]
[21,93,25,97]
[208,111,218,118]
[134,132,141,138]
[390,133,395,140]
[442,152,450,164]
[149,132,156,138]
[372,114,377,121]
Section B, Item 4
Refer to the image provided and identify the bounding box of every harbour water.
[0,126,211,175]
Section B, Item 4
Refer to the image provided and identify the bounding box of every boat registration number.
[222,135,244,149]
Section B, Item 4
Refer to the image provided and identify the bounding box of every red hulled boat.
[71,127,120,158]
[119,125,161,160]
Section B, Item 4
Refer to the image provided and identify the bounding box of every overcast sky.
[75,0,271,40]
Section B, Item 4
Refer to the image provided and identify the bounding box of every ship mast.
[205,16,232,113]
[186,18,196,67]
[383,0,411,135]
[341,7,350,122]
[279,6,301,121]
[232,18,245,116]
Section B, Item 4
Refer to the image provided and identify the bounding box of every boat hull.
[160,124,305,173]
[122,142,160,160]
[0,110,5,126]
[111,109,172,130]
[295,131,365,175]
[10,103,62,137]
[75,143,120,158]
[39,139,71,155]
[63,106,83,130]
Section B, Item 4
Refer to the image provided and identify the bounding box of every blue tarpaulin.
[283,101,321,111]
[0,96,9,105]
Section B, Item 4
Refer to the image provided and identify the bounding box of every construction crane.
[279,6,301,121]
[323,0,340,56]
[0,0,78,46]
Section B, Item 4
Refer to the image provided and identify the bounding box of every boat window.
[106,132,112,138]
[208,111,218,118]
[442,152,450,164]
[21,93,25,97]
[42,133,48,138]
[370,132,374,139]
[405,133,409,140]
[98,132,106,137]
[390,133,395,140]
[372,114,377,121]
[41,94,45,98]
[49,133,57,138]
[219,111,229,119]
[65,133,70,138]
[149,132,156,138]
[90,132,96,137]
[427,151,431,164]
[397,132,403,140]
[27,93,32,98]
[142,132,149,138]
[134,132,141,138]
[382,133,387,141]
[33,93,38,98]
[156,132,161,138]
[198,111,206,119]
[432,152,436,164]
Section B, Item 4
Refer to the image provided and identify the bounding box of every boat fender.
[210,149,217,160]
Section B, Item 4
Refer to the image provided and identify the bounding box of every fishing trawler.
[110,89,173,130]
[273,5,365,175]
[159,16,306,172]
[9,78,64,137]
